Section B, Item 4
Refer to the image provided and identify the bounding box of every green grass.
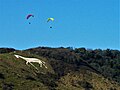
[0,52,54,89]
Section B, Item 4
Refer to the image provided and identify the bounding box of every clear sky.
[0,0,119,50]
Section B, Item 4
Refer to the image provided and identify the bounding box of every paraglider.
[47,18,54,28]
[47,18,54,22]
[26,14,34,19]
[26,14,34,24]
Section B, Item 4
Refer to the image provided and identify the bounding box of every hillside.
[0,47,120,90]
[26,47,120,84]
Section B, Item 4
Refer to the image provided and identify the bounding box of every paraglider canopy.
[26,14,34,24]
[26,14,34,19]
[47,18,54,28]
[47,18,54,22]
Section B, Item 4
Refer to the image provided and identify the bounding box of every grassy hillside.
[0,51,54,90]
[57,70,120,90]
[0,47,120,90]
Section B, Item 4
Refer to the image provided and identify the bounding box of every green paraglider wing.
[47,18,54,22]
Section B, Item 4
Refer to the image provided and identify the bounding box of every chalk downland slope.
[0,49,120,90]
[0,51,54,90]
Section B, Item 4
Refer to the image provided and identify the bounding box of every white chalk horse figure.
[14,54,47,70]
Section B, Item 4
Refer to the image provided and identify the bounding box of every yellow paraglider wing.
[47,18,54,22]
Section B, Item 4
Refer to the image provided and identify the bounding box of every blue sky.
[0,0,119,50]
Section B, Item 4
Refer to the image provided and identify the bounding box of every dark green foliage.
[0,48,15,54]
[26,47,120,84]
[49,59,78,78]
[37,72,58,89]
